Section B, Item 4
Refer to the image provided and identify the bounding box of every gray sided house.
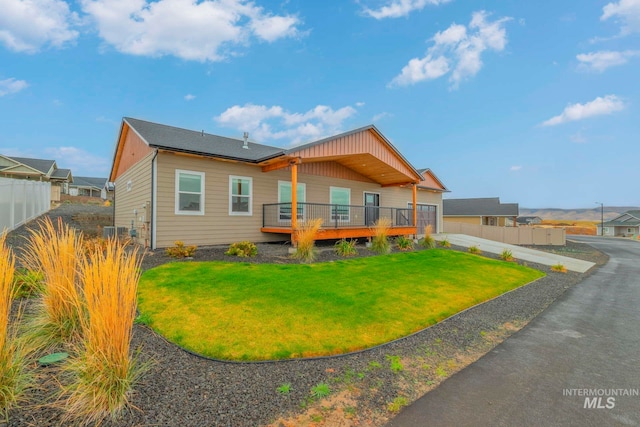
[69,176,109,199]
[517,216,543,225]
[443,197,519,227]
[598,210,640,237]
[0,155,72,202]
[109,117,448,249]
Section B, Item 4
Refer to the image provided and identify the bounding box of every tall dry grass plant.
[370,217,392,254]
[0,233,31,420]
[22,217,85,351]
[421,224,435,249]
[294,218,323,262]
[62,239,144,425]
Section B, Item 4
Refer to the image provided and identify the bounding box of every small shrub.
[225,241,257,257]
[420,235,436,249]
[468,245,482,255]
[311,382,330,398]
[0,234,31,419]
[293,219,323,262]
[438,236,451,248]
[12,268,44,298]
[551,263,567,273]
[387,396,408,413]
[500,249,515,262]
[166,241,196,258]
[395,235,414,251]
[334,239,358,257]
[276,383,291,395]
[370,217,392,254]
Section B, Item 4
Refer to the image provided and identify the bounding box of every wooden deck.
[261,226,417,240]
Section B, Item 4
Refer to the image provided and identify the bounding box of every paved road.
[386,236,640,427]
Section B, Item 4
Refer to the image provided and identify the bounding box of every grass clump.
[335,239,358,257]
[0,234,31,420]
[12,268,44,299]
[22,217,85,351]
[311,382,330,398]
[387,396,408,413]
[166,241,196,258]
[293,219,323,262]
[551,263,567,273]
[500,249,515,262]
[468,245,482,255]
[225,241,257,257]
[395,235,414,251]
[438,236,451,248]
[386,355,404,373]
[276,383,291,395]
[370,217,391,254]
[62,239,145,425]
[420,225,436,249]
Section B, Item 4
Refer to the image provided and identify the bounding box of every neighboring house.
[517,216,542,226]
[109,117,448,249]
[0,155,72,202]
[443,197,519,227]
[597,210,640,237]
[69,176,109,198]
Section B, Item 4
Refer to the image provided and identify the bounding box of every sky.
[0,0,639,209]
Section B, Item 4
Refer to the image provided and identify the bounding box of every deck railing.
[263,202,413,229]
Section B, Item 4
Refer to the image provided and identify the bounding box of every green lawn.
[138,250,544,361]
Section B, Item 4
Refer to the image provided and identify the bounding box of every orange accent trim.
[291,163,298,244]
[412,184,417,233]
[261,157,301,172]
[381,182,414,188]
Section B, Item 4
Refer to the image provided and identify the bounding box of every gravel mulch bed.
[4,203,609,427]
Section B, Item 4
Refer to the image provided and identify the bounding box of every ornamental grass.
[62,238,144,425]
[22,217,85,351]
[0,233,31,421]
[370,217,392,254]
[294,218,323,262]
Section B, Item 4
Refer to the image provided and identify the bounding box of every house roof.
[602,210,640,227]
[115,117,430,187]
[443,197,519,216]
[124,117,285,163]
[7,156,55,175]
[72,176,107,189]
[416,168,448,192]
[51,168,72,180]
[516,216,542,224]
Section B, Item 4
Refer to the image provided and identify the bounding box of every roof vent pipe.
[242,132,249,149]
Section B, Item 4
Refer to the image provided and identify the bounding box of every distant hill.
[519,207,639,222]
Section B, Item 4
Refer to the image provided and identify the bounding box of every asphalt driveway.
[386,236,640,427]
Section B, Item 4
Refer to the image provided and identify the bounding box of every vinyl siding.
[114,151,154,245]
[443,216,482,225]
[154,152,443,247]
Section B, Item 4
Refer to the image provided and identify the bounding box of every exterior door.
[364,192,380,226]
[411,204,437,234]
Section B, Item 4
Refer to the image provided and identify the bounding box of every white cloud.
[390,11,511,88]
[363,0,452,20]
[577,50,639,72]
[0,0,78,53]
[601,0,640,35]
[372,112,392,122]
[215,103,360,145]
[80,0,302,62]
[0,78,28,96]
[44,146,110,175]
[510,165,522,171]
[541,95,625,127]
[184,94,196,101]
[356,101,366,107]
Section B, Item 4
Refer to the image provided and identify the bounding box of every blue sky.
[1,0,638,208]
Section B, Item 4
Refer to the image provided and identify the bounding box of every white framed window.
[278,181,306,222]
[330,186,350,221]
[175,170,204,215]
[229,176,252,215]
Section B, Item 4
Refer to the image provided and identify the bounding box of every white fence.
[0,177,51,233]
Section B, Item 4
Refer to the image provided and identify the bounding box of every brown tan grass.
[370,217,392,254]
[22,217,85,350]
[62,238,144,425]
[294,218,323,262]
[0,233,31,420]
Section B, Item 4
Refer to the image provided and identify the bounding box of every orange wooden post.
[412,183,417,236]
[291,162,298,246]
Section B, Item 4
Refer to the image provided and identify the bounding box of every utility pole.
[595,202,604,236]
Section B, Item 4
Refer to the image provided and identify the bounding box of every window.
[175,170,204,215]
[278,181,306,221]
[229,176,252,215]
[330,187,350,221]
